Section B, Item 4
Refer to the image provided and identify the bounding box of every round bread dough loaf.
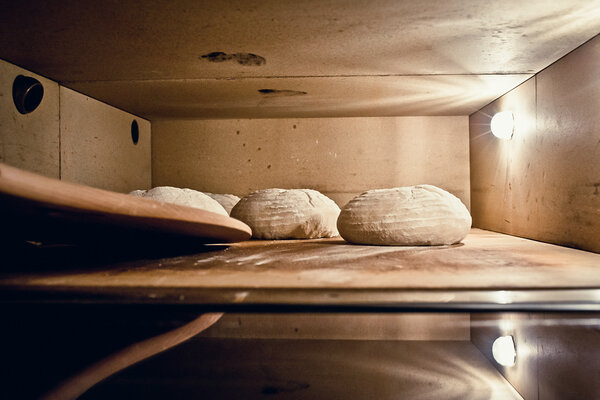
[128,189,146,197]
[337,185,471,245]
[231,188,340,239]
[128,186,228,216]
[204,193,240,215]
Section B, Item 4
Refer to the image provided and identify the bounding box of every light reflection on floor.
[83,339,522,400]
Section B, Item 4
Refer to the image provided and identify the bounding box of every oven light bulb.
[492,335,516,366]
[490,111,514,139]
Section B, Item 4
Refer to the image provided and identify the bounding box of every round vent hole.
[12,75,44,114]
[131,120,139,145]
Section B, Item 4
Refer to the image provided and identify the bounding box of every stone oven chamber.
[0,1,599,399]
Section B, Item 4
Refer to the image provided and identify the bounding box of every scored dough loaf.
[204,193,240,215]
[231,188,340,239]
[337,185,471,245]
[128,186,228,216]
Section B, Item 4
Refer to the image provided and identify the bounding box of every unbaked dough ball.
[337,185,471,245]
[128,186,228,216]
[129,189,146,197]
[231,188,340,239]
[204,193,240,215]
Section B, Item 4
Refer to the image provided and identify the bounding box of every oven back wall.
[152,116,469,208]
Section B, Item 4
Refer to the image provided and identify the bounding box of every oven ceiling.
[1,0,598,119]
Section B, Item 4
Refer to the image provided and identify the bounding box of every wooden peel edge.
[0,163,251,242]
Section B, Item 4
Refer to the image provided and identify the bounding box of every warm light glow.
[490,111,514,139]
[492,336,516,366]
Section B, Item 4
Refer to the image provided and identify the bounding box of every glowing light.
[490,111,514,139]
[492,336,516,366]
[495,290,512,304]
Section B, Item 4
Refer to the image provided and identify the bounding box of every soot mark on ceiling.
[201,52,266,66]
[258,89,308,96]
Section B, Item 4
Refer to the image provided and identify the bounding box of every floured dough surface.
[129,189,146,197]
[129,186,228,216]
[204,193,240,215]
[337,185,471,245]
[231,188,341,239]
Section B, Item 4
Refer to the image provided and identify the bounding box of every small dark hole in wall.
[131,120,139,145]
[12,75,44,114]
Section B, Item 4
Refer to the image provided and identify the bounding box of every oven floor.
[82,338,522,400]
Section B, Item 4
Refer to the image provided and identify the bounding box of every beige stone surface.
[152,116,470,208]
[3,1,596,80]
[60,87,151,193]
[4,229,600,291]
[2,1,598,118]
[470,35,600,253]
[470,79,537,235]
[64,74,528,119]
[0,59,60,178]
